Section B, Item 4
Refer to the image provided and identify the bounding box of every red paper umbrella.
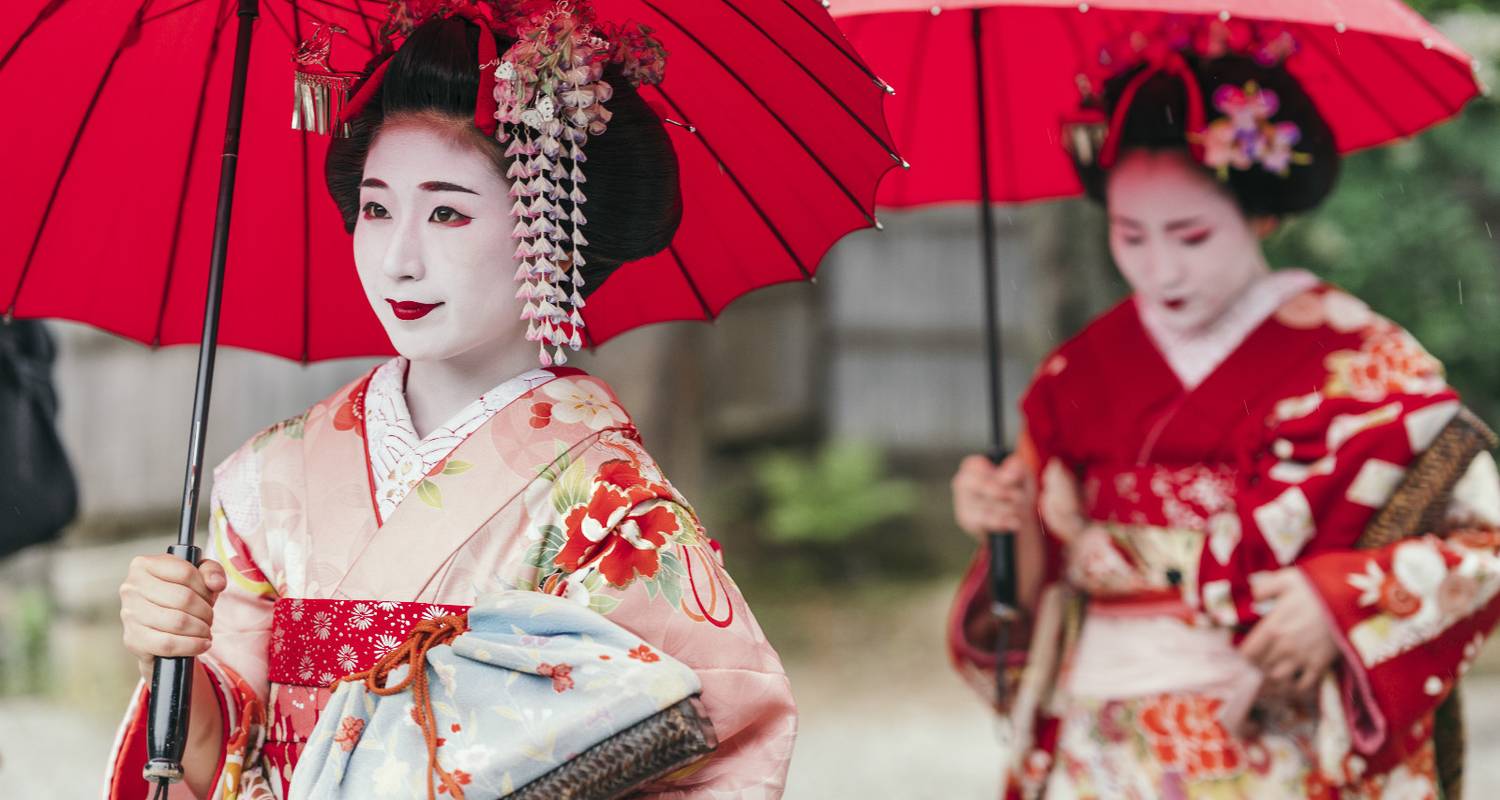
[827,0,1481,709]
[833,0,1481,207]
[1,0,898,360]
[1,0,896,790]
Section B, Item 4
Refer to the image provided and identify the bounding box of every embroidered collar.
[363,357,555,523]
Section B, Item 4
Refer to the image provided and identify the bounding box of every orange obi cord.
[336,613,470,800]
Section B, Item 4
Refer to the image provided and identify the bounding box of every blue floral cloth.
[288,590,705,799]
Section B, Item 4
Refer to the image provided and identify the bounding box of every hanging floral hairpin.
[291,1,668,367]
[492,1,667,366]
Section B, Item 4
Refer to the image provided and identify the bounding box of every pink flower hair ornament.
[1062,15,1310,183]
[292,1,668,367]
[1196,82,1310,178]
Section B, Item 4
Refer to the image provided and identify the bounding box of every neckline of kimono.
[355,363,585,528]
[1125,282,1319,465]
[1134,269,1319,394]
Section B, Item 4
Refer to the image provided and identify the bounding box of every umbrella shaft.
[971,9,1004,454]
[150,0,259,787]
[175,0,258,549]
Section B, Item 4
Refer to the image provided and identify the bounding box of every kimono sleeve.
[1297,452,1500,774]
[1198,320,1463,628]
[104,460,277,800]
[946,354,1071,708]
[524,428,797,798]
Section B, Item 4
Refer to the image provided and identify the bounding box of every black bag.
[0,320,78,558]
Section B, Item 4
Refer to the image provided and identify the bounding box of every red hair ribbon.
[1097,50,1207,169]
[337,9,501,137]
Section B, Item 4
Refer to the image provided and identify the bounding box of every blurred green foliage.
[1410,0,1500,13]
[753,442,919,545]
[1265,98,1500,421]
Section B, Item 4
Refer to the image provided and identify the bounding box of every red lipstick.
[386,299,442,321]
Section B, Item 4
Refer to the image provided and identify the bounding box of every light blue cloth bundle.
[289,590,708,799]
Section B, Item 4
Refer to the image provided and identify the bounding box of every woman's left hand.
[1238,568,1341,697]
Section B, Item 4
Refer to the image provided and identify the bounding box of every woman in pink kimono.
[108,9,794,799]
[949,21,1500,800]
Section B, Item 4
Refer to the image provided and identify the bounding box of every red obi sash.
[268,598,469,687]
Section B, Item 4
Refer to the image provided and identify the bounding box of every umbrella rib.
[301,0,381,49]
[259,0,297,45]
[894,9,935,192]
[142,0,212,26]
[293,0,316,363]
[1370,35,1460,121]
[668,244,715,320]
[636,0,877,227]
[151,0,236,347]
[1295,25,1405,141]
[652,83,812,280]
[0,0,67,73]
[1055,5,1091,76]
[8,3,153,315]
[716,0,900,164]
[775,0,887,90]
[980,9,1019,200]
[301,0,383,23]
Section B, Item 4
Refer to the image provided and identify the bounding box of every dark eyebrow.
[359,178,388,189]
[1108,215,1143,229]
[419,181,479,194]
[1164,216,1208,233]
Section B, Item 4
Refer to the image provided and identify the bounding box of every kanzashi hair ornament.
[1062,16,1309,180]
[290,1,668,367]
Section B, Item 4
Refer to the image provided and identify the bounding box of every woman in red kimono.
[108,7,794,799]
[949,21,1500,800]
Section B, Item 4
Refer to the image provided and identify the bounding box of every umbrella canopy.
[1,0,899,360]
[830,0,1482,207]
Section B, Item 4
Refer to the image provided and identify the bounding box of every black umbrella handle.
[143,544,202,785]
[146,0,259,788]
[985,450,1020,707]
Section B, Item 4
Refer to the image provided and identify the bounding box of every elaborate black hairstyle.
[325,15,682,295]
[1074,54,1340,217]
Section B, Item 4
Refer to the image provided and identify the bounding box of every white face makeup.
[1106,149,1272,336]
[354,119,524,363]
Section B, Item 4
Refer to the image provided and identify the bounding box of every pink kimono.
[949,273,1500,798]
[105,363,796,799]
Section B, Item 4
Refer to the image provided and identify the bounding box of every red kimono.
[949,272,1500,798]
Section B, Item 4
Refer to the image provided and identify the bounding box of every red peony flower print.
[628,644,660,663]
[554,459,681,588]
[1138,694,1242,779]
[538,662,575,692]
[332,386,366,436]
[333,716,365,752]
[530,401,554,429]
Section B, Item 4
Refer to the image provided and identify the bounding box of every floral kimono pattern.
[949,278,1500,799]
[105,365,796,800]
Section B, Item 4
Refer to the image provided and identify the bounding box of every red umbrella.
[2,0,899,359]
[827,0,1482,703]
[2,0,897,789]
[833,0,1481,207]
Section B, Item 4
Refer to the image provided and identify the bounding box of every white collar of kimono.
[364,357,556,524]
[1136,268,1319,391]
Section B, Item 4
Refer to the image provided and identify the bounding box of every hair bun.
[325,15,681,296]
[1074,55,1339,217]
